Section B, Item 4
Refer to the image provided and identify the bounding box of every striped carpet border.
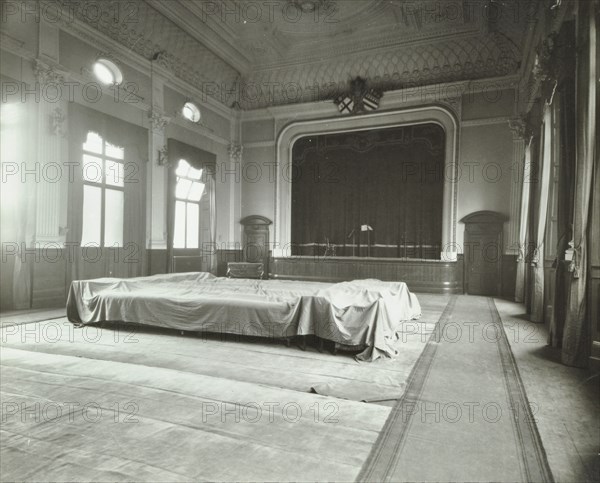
[357,295,457,482]
[357,296,554,483]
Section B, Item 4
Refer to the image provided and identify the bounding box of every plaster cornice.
[146,0,251,74]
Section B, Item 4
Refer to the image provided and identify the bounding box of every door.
[461,212,506,296]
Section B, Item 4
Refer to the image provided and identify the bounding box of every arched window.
[80,132,125,247]
[182,102,201,123]
[93,59,123,85]
[173,159,205,248]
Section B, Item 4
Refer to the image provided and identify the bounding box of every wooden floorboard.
[0,295,448,482]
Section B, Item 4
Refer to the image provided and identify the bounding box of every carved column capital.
[148,109,171,134]
[508,117,531,141]
[33,59,65,85]
[153,51,173,73]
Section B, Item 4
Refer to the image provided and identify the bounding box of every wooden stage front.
[269,256,464,294]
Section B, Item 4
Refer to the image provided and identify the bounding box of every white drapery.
[515,140,533,303]
[207,170,218,274]
[530,107,554,323]
[0,99,35,309]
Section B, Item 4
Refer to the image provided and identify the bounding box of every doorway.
[461,211,507,295]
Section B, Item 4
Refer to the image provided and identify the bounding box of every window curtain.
[530,107,554,323]
[515,139,533,303]
[0,83,36,309]
[66,102,148,283]
[166,138,217,273]
[561,1,597,367]
[548,29,577,347]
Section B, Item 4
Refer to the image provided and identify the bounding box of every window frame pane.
[81,184,102,246]
[173,158,203,248]
[81,132,126,248]
[104,188,124,247]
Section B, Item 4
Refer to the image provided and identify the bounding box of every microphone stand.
[347,228,356,257]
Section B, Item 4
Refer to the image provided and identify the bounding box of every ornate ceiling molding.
[54,0,536,112]
[239,33,520,109]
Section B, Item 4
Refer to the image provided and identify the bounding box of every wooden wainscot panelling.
[0,252,16,310]
[501,254,518,299]
[32,248,67,308]
[216,249,244,277]
[269,257,463,294]
[172,256,204,273]
[147,250,168,276]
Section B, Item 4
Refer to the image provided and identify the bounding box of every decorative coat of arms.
[334,77,383,115]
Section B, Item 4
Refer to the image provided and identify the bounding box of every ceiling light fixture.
[289,0,331,13]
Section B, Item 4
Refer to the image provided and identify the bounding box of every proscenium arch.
[274,105,460,260]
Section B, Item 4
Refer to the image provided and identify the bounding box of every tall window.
[80,132,125,247]
[174,159,205,249]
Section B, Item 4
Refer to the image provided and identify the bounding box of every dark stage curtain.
[291,124,445,259]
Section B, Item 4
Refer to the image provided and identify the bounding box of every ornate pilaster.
[146,64,170,250]
[33,59,67,244]
[50,107,67,138]
[227,143,243,246]
[507,117,528,256]
[510,116,534,302]
[228,143,243,163]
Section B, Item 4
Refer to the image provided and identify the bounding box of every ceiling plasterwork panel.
[63,0,539,110]
[59,0,240,100]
